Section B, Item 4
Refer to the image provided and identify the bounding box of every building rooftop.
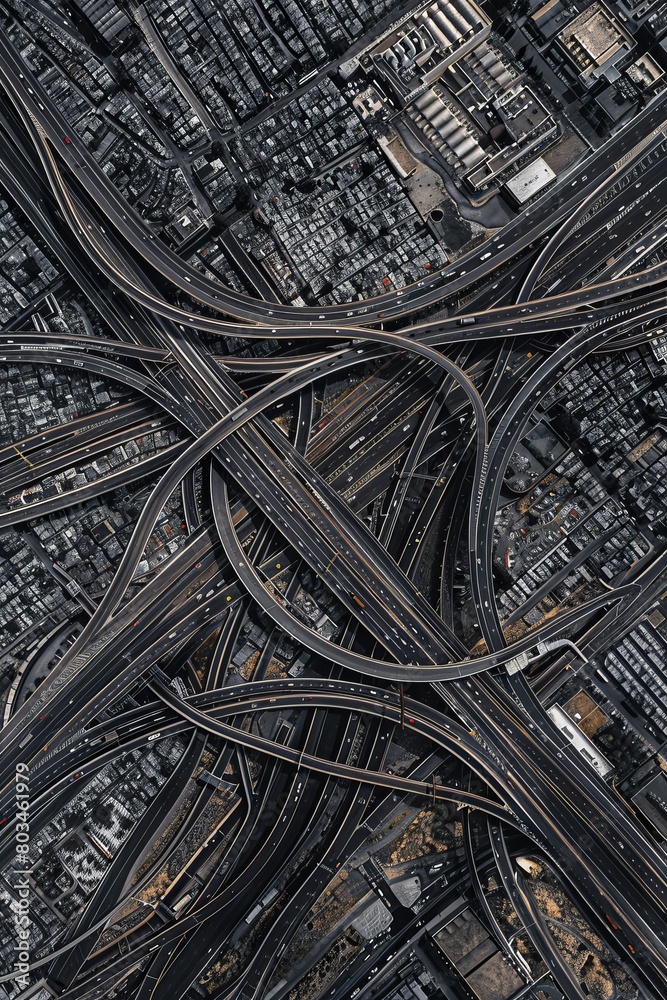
[504,156,556,204]
[557,2,635,84]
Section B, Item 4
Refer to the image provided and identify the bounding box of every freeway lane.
[11,102,667,367]
[4,669,659,990]
[0,413,178,499]
[441,677,667,997]
[2,318,664,1000]
[26,146,667,373]
[149,679,511,819]
[488,818,587,999]
[1,321,493,678]
[46,731,208,990]
[31,756,450,1000]
[212,464,636,678]
[2,654,506,892]
[0,402,155,470]
[0,526,221,756]
[0,347,179,414]
[0,336,485,696]
[146,710,382,1000]
[0,400,161,469]
[470,308,667,654]
[3,18,667,994]
[27,136,667,344]
[3,38,660,348]
[463,811,530,985]
[3,24,667,325]
[0,671,603,839]
[0,103,185,359]
[0,440,186,527]
[218,727,393,1000]
[0,329,170,361]
[518,130,667,301]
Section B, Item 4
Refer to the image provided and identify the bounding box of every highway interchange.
[1,12,667,1000]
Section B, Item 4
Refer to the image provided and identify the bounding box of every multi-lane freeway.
[1,7,667,1000]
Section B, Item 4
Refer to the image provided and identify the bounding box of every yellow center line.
[12,445,33,467]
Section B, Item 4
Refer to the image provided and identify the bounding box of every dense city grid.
[1,0,667,998]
